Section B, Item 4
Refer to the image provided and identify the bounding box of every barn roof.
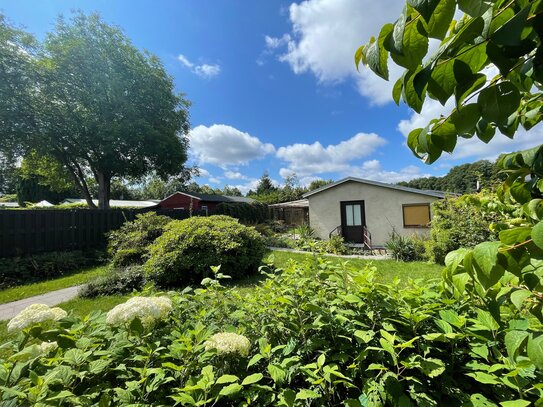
[164,191,255,204]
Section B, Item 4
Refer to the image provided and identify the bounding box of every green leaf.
[419,358,446,377]
[366,24,393,80]
[391,20,428,71]
[387,6,407,55]
[499,227,531,246]
[532,221,543,249]
[510,289,531,311]
[267,364,286,384]
[354,330,375,344]
[392,76,404,105]
[475,118,496,143]
[295,389,320,400]
[466,371,500,385]
[458,0,492,17]
[478,82,522,124]
[492,6,530,46]
[215,374,239,384]
[505,330,529,358]
[476,309,500,331]
[407,0,441,22]
[170,393,196,406]
[450,104,481,134]
[426,0,455,39]
[472,241,505,289]
[404,70,427,113]
[500,401,531,407]
[527,335,543,369]
[241,373,263,386]
[247,354,263,368]
[218,383,242,396]
[455,73,486,107]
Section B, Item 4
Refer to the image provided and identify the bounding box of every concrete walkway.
[0,285,82,321]
[268,247,390,260]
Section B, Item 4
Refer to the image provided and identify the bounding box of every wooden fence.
[0,208,194,258]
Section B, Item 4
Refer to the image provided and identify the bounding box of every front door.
[340,201,365,243]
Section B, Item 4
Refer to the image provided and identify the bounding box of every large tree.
[0,13,190,209]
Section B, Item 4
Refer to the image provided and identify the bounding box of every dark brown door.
[340,201,365,243]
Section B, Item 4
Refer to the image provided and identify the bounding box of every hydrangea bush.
[1,258,541,405]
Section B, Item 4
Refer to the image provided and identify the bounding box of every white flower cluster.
[39,341,58,354]
[105,296,172,327]
[7,303,68,332]
[204,332,251,357]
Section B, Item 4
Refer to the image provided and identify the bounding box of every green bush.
[318,235,350,255]
[386,232,427,262]
[108,212,172,267]
[0,250,104,289]
[78,266,146,298]
[428,192,519,263]
[145,215,265,287]
[2,258,541,405]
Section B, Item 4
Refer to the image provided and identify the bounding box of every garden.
[1,0,542,404]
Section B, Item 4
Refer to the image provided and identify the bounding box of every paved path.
[268,247,390,260]
[0,285,82,321]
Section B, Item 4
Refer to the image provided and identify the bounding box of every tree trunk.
[97,172,111,209]
[65,163,97,209]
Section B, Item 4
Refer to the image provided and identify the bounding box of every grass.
[265,250,444,285]
[0,265,109,305]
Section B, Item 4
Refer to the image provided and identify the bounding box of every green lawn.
[0,265,109,305]
[265,250,444,285]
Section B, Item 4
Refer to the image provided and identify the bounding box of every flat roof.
[302,177,448,199]
[269,199,309,208]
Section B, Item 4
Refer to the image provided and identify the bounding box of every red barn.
[158,192,255,213]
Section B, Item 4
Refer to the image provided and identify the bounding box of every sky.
[2,0,542,193]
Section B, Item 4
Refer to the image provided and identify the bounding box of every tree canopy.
[357,0,542,164]
[398,159,505,193]
[0,13,190,209]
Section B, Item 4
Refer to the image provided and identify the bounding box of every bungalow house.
[302,177,448,247]
[158,192,255,213]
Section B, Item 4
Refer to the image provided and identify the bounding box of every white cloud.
[349,160,433,184]
[196,168,210,178]
[266,0,404,104]
[397,97,543,162]
[208,177,221,184]
[277,132,387,176]
[224,170,247,180]
[190,124,276,167]
[178,54,221,78]
[232,179,260,195]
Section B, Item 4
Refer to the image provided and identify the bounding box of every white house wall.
[307,181,439,246]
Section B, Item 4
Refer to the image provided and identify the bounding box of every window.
[201,205,208,215]
[403,204,431,228]
[345,204,362,226]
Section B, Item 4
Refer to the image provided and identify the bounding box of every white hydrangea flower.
[106,296,172,327]
[204,332,251,357]
[7,304,67,332]
[39,341,58,354]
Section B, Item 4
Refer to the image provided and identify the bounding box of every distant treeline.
[397,160,506,194]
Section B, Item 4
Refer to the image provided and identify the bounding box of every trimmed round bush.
[108,212,172,267]
[145,215,265,287]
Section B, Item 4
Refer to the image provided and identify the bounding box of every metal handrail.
[363,226,372,251]
[329,225,342,238]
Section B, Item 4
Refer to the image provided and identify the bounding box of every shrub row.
[0,250,105,289]
[215,202,268,223]
[2,259,540,404]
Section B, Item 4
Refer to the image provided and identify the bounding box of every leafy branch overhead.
[356,0,543,164]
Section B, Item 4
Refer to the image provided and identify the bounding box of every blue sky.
[2,0,541,193]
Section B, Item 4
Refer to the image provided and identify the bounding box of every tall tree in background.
[255,172,277,195]
[0,13,190,209]
[398,160,506,193]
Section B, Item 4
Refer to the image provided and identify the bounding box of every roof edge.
[302,177,448,199]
